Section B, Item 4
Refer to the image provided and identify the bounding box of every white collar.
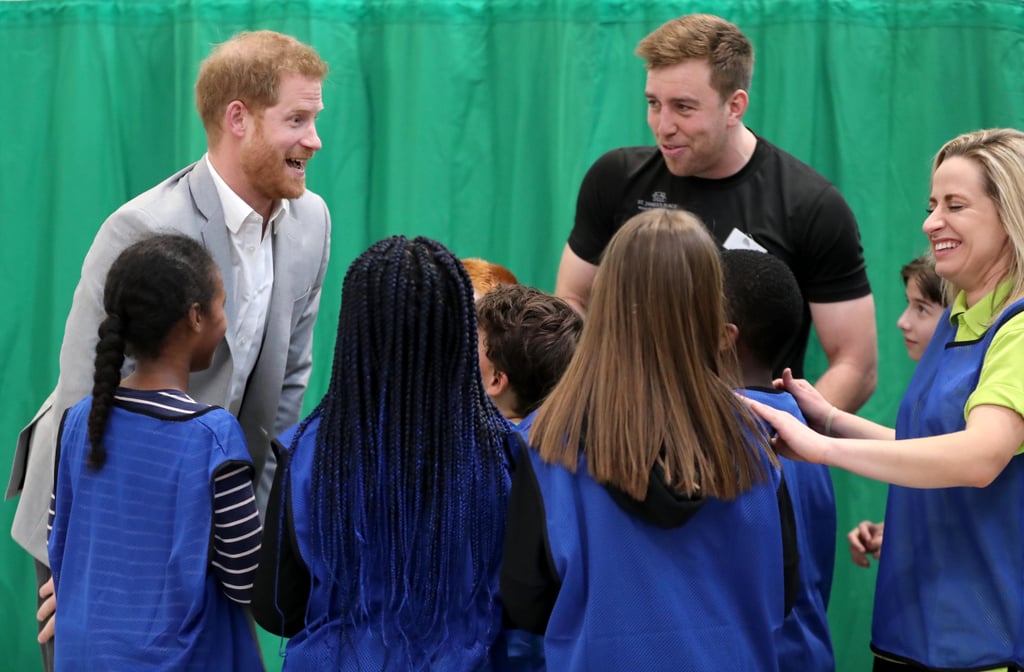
[205,154,288,235]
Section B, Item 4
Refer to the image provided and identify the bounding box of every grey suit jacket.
[7,158,331,563]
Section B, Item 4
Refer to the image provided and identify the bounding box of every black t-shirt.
[568,137,871,377]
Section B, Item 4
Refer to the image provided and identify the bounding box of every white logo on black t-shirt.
[636,192,680,211]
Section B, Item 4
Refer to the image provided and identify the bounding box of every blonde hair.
[635,14,753,102]
[529,209,772,501]
[195,30,328,143]
[461,258,519,296]
[933,128,1024,312]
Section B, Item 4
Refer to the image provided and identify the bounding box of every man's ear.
[224,100,249,139]
[725,89,749,126]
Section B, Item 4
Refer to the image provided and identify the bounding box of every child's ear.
[483,367,508,397]
[723,322,740,348]
[494,370,511,397]
[188,303,203,333]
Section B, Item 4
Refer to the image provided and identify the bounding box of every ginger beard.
[240,115,311,201]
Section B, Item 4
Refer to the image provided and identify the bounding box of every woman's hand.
[773,368,835,433]
[744,396,833,464]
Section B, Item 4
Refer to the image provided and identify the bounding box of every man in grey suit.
[6,30,331,669]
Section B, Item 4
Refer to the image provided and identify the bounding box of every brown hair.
[635,14,753,102]
[529,209,772,501]
[476,285,583,417]
[900,255,946,307]
[461,258,519,296]
[932,128,1024,312]
[195,30,328,143]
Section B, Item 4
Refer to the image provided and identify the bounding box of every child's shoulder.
[192,408,250,465]
[192,405,243,434]
[278,410,324,451]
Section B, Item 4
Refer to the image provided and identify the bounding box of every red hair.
[461,258,518,297]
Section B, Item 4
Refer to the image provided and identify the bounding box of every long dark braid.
[86,234,218,469]
[305,236,511,660]
[87,314,126,469]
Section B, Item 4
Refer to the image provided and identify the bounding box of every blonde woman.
[752,128,1024,671]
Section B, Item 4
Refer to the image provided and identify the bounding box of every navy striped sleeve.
[47,488,55,542]
[211,463,262,604]
[46,414,67,545]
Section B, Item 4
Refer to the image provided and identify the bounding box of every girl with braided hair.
[46,234,264,671]
[253,236,514,670]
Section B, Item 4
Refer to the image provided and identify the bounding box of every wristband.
[824,406,838,437]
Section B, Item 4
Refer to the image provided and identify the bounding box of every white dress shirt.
[206,154,287,404]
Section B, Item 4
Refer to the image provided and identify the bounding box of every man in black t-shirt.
[555,13,877,411]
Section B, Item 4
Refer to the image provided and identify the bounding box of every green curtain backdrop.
[3,1,1024,670]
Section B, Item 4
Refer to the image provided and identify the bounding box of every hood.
[605,463,705,529]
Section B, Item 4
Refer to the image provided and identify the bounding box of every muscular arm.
[809,295,878,412]
[554,244,598,316]
[558,149,629,316]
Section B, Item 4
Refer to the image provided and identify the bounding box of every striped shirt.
[48,388,262,604]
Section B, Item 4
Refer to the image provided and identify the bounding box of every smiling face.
[240,72,324,202]
[923,156,1012,304]
[645,59,741,178]
[896,277,943,362]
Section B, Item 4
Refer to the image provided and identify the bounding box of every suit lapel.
[266,206,301,342]
[188,158,239,350]
[187,160,240,407]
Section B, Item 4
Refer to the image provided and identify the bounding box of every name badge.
[723,228,767,253]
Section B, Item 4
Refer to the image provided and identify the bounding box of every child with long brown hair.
[501,209,797,671]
